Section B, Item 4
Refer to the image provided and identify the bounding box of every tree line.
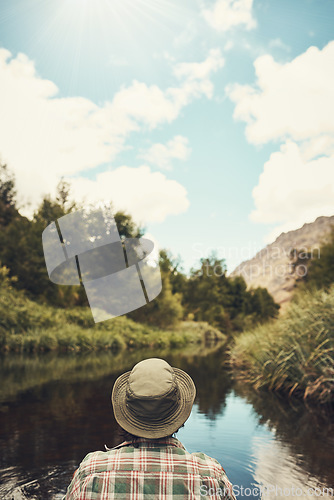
[0,162,279,332]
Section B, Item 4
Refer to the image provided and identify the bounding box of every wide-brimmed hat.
[111,358,196,438]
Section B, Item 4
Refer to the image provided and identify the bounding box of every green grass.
[230,286,334,404]
[0,271,225,353]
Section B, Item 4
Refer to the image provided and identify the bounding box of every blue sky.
[0,0,334,273]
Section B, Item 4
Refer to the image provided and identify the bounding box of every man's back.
[64,437,235,499]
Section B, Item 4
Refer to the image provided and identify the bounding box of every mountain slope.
[231,215,334,306]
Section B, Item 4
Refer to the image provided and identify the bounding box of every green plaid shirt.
[63,437,236,499]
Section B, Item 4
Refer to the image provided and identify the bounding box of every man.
[64,358,236,499]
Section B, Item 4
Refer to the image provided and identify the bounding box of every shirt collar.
[106,437,185,451]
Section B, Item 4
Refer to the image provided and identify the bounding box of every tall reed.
[230,286,334,404]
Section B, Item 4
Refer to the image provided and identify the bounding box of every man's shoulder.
[190,450,219,462]
[77,450,110,471]
[169,440,226,479]
[188,450,225,473]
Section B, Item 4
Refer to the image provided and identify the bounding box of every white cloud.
[300,135,334,161]
[138,136,191,170]
[0,47,222,220]
[224,40,234,51]
[226,42,334,145]
[66,166,190,225]
[173,48,224,83]
[268,38,290,52]
[173,20,198,47]
[226,41,334,243]
[0,48,129,208]
[110,50,224,129]
[250,141,334,242]
[202,0,256,32]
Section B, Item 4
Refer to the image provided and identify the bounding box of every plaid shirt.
[63,437,236,499]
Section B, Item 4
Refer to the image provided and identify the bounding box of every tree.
[127,249,184,328]
[56,178,76,212]
[183,254,232,331]
[34,179,78,227]
[226,276,248,319]
[245,287,280,321]
[0,164,36,293]
[114,210,144,240]
[298,227,334,291]
[0,162,19,227]
[159,249,187,295]
[149,272,184,328]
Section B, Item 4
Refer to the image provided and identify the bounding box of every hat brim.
[111,367,196,439]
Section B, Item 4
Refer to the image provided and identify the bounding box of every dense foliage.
[183,254,279,331]
[0,162,279,332]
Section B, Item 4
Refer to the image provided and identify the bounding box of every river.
[0,344,333,499]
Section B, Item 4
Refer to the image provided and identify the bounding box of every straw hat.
[111,358,196,438]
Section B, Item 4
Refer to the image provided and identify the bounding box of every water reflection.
[163,350,233,419]
[234,384,334,493]
[251,436,332,500]
[0,345,333,499]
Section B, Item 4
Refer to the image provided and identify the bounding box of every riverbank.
[0,280,225,352]
[2,271,333,406]
[230,285,334,404]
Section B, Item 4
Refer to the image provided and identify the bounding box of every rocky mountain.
[231,215,334,308]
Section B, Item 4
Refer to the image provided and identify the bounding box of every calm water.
[0,344,333,499]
